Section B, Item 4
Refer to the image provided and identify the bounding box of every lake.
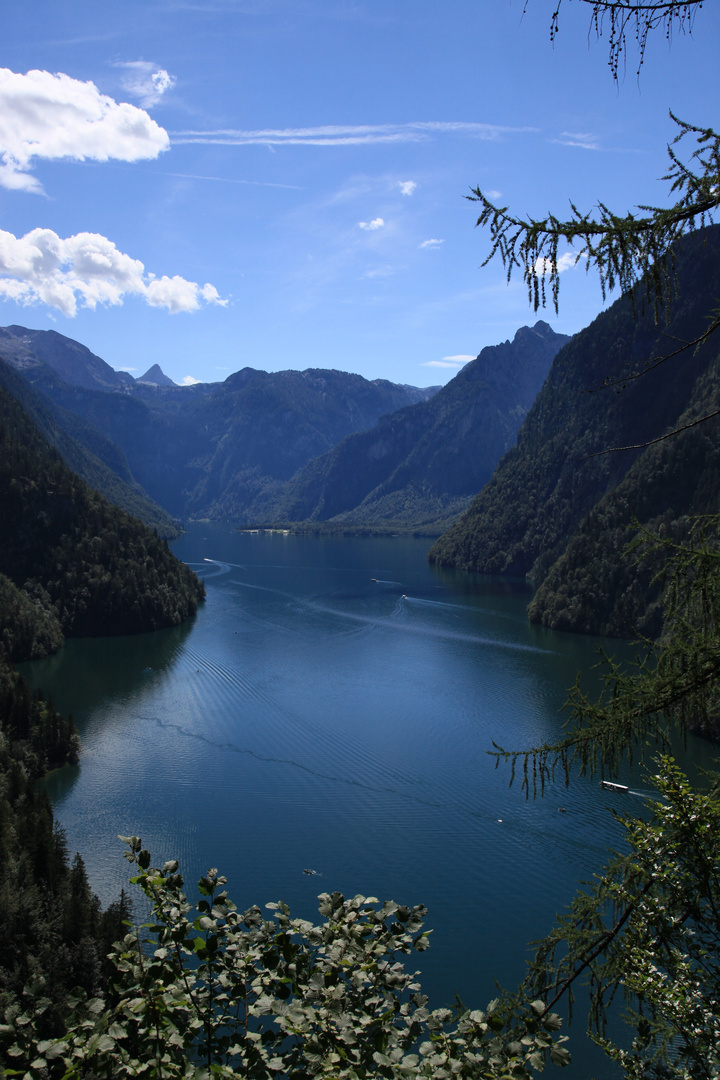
[27,523,646,1076]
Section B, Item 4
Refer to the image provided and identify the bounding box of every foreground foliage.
[525,761,720,1080]
[1,839,570,1079]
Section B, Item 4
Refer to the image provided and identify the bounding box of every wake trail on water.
[298,599,553,654]
[188,558,234,578]
[405,596,528,625]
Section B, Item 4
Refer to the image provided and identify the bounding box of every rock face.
[137,364,177,387]
[248,321,570,529]
[429,226,720,638]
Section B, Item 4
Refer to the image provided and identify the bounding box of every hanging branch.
[469,115,720,316]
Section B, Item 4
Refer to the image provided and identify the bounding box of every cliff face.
[428,227,720,637]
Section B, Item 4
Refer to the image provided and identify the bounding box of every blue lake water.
[27,522,656,1077]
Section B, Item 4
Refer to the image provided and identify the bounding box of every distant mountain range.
[429,226,720,637]
[0,319,565,532]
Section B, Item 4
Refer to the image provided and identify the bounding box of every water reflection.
[21,618,195,722]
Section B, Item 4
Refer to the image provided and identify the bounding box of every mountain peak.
[137,364,176,387]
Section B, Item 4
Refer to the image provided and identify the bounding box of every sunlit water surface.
[25,524,678,1077]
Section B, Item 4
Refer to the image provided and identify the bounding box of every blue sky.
[1,0,717,387]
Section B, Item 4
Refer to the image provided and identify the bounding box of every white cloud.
[533,251,582,276]
[116,61,176,109]
[181,374,201,385]
[419,238,444,249]
[423,355,473,368]
[485,189,502,201]
[172,120,537,147]
[0,227,226,316]
[358,217,384,231]
[399,180,416,196]
[119,366,137,371]
[0,67,169,192]
[552,131,600,150]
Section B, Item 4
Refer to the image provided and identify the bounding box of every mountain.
[138,363,177,386]
[245,321,570,530]
[0,325,134,391]
[428,226,720,637]
[0,331,442,520]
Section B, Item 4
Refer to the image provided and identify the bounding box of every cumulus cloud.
[0,227,227,316]
[533,251,582,276]
[116,61,176,108]
[419,238,444,249]
[399,180,416,196]
[423,355,474,368]
[0,67,169,192]
[358,217,384,231]
[181,374,201,385]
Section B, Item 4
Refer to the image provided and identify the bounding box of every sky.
[0,0,717,388]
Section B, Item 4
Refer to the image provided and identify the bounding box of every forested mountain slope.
[428,227,720,636]
[0,382,204,650]
[0,358,179,537]
[245,321,569,530]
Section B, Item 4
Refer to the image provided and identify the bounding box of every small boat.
[600,780,629,793]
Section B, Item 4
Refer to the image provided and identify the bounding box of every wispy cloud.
[0,67,169,193]
[0,227,226,316]
[399,180,416,196]
[423,354,473,368]
[419,238,444,249]
[165,171,302,189]
[171,120,536,148]
[552,131,600,151]
[358,217,384,231]
[115,61,176,108]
